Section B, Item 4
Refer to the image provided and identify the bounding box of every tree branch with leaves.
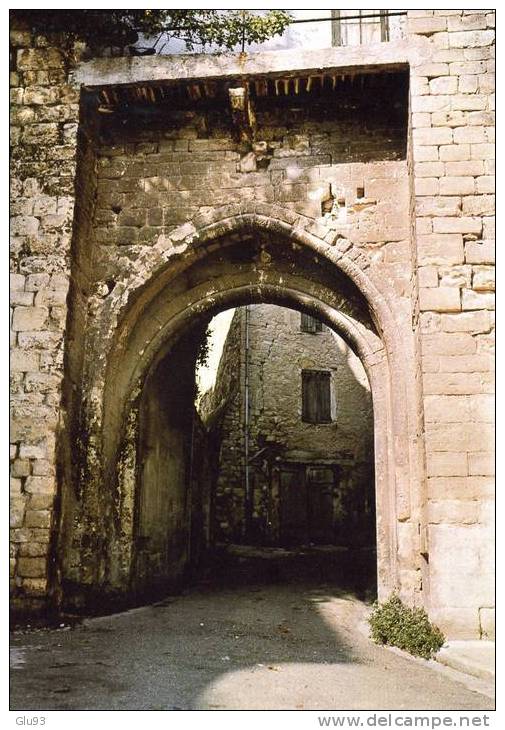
[11,9,292,54]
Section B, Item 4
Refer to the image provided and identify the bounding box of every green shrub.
[368,593,445,659]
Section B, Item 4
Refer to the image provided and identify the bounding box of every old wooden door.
[279,464,336,546]
[279,465,308,546]
[306,466,335,544]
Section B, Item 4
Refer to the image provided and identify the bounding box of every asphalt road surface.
[10,581,494,711]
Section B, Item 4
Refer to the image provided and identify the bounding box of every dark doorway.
[279,464,336,546]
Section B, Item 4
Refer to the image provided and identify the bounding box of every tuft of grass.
[368,593,445,659]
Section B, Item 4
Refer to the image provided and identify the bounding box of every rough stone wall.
[10,27,81,608]
[203,304,374,544]
[407,9,495,638]
[88,79,408,267]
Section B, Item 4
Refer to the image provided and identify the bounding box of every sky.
[195,308,236,398]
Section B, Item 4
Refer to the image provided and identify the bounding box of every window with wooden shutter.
[300,312,323,333]
[302,370,332,423]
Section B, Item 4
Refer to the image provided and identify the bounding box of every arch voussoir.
[116,205,376,335]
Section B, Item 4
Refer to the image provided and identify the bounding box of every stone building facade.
[10,10,494,638]
[201,304,375,549]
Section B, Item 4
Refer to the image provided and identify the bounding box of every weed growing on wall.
[369,594,445,659]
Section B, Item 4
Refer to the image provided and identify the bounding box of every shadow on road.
[10,550,493,711]
[10,548,372,710]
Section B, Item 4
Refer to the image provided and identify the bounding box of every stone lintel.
[72,40,420,89]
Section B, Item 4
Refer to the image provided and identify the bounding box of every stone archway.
[57,206,424,610]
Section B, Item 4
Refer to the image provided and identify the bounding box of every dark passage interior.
[133,303,376,600]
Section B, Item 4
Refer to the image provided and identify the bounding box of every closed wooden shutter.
[302,370,331,423]
[300,313,323,333]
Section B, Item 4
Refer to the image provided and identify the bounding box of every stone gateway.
[10,10,494,640]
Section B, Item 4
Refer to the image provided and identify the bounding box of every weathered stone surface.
[18,542,50,558]
[462,194,495,216]
[413,127,453,146]
[480,607,495,639]
[445,160,484,176]
[428,500,479,525]
[419,287,461,312]
[11,459,31,478]
[447,14,488,33]
[440,310,491,333]
[458,75,479,94]
[426,451,467,477]
[470,143,495,160]
[428,524,493,610]
[438,265,471,288]
[10,498,25,528]
[438,354,492,372]
[468,452,494,476]
[424,394,492,424]
[11,346,39,371]
[439,176,475,195]
[423,372,493,395]
[429,607,480,640]
[10,290,34,306]
[428,476,493,501]
[417,266,438,288]
[448,30,495,48]
[416,196,461,217]
[461,289,494,310]
[24,510,51,529]
[17,557,47,578]
[453,125,488,143]
[19,443,48,460]
[415,178,439,196]
[433,217,482,234]
[422,333,478,357]
[472,266,494,291]
[464,239,494,264]
[11,215,39,236]
[429,76,458,95]
[475,175,494,194]
[426,423,493,451]
[417,234,464,265]
[11,306,48,331]
[408,17,447,35]
[24,476,56,495]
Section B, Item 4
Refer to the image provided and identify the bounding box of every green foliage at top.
[11,9,292,52]
[196,326,212,371]
[368,593,445,659]
[193,325,213,402]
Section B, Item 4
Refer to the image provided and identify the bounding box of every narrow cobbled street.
[10,580,493,711]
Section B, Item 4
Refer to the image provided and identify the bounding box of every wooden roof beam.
[228,85,256,146]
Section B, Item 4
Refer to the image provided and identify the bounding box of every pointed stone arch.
[58,205,424,610]
[103,202,380,350]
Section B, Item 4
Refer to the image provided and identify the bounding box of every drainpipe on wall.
[244,305,252,542]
